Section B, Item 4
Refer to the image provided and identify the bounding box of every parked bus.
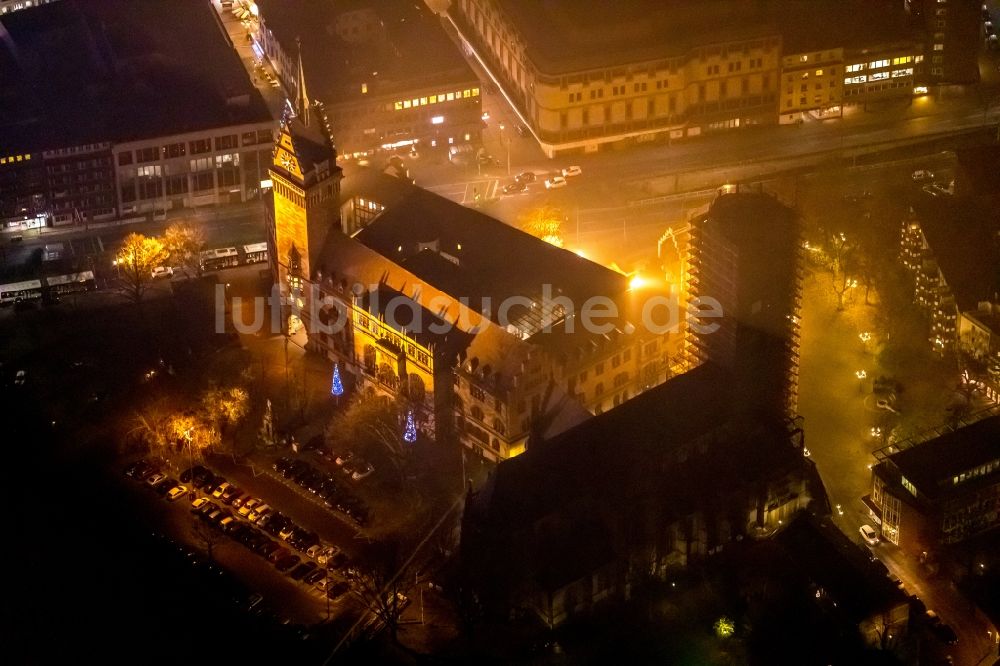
[200,247,239,272]
[0,279,43,305]
[44,271,96,295]
[242,242,268,265]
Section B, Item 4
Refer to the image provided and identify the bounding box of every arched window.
[471,405,484,422]
[406,373,426,402]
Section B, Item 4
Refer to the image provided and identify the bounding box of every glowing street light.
[856,370,867,379]
[859,331,871,344]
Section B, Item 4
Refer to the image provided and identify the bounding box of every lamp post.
[856,369,867,393]
[499,122,510,177]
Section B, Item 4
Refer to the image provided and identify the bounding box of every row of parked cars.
[273,455,371,527]
[128,459,355,602]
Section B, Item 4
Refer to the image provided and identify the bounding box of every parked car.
[191,497,211,512]
[274,554,300,572]
[166,484,189,502]
[334,452,355,467]
[351,462,375,482]
[545,176,567,189]
[238,498,260,517]
[326,582,350,600]
[317,546,342,566]
[911,169,935,182]
[249,504,271,524]
[502,181,528,195]
[151,266,173,279]
[859,524,880,546]
[221,486,243,505]
[561,165,582,177]
[145,472,168,488]
[289,561,317,581]
[211,482,230,499]
[152,477,176,495]
[304,568,327,585]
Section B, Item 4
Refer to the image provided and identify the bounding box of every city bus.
[0,279,43,305]
[242,242,268,265]
[44,271,96,295]
[199,247,239,272]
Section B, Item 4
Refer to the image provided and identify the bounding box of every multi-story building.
[268,97,682,460]
[906,0,982,84]
[448,0,782,156]
[461,362,817,627]
[687,192,802,417]
[0,0,59,16]
[255,0,482,159]
[0,0,274,229]
[777,2,923,122]
[864,414,1000,556]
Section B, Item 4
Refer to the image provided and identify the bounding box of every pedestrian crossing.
[426,179,499,205]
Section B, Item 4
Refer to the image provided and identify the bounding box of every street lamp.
[498,122,510,177]
[856,369,867,393]
[859,331,871,344]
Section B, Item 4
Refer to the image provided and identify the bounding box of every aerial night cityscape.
[3,0,1000,664]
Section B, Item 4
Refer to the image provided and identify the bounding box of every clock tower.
[267,43,342,320]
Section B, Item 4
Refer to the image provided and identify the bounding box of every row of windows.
[952,457,1000,485]
[843,68,913,85]
[846,55,920,73]
[117,134,255,166]
[0,153,31,166]
[392,87,480,111]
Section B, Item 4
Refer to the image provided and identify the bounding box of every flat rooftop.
[493,0,915,74]
[885,414,1000,501]
[0,0,272,153]
[256,0,476,104]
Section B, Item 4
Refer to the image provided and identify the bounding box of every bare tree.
[191,519,223,562]
[827,232,856,310]
[326,395,410,480]
[116,233,169,304]
[519,205,566,247]
[348,540,408,642]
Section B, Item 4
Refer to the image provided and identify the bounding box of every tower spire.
[295,36,310,127]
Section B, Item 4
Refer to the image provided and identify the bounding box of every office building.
[865,414,1000,556]
[0,0,275,229]
[254,0,482,159]
[906,0,982,84]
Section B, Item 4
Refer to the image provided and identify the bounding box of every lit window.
[361,83,368,94]
[815,69,823,76]
[464,133,471,140]
[799,55,808,62]
[431,115,444,125]
[411,98,419,107]
[420,97,428,105]
[446,92,455,101]
[429,95,437,104]
[933,43,944,51]
[472,87,480,96]
[403,100,411,109]
[394,101,402,110]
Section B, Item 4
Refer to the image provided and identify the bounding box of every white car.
[306,544,325,559]
[351,462,375,482]
[151,266,173,279]
[191,497,210,510]
[561,165,582,177]
[317,545,341,566]
[145,472,167,488]
[545,176,567,189]
[238,498,260,517]
[911,170,934,182]
[860,524,880,546]
[167,485,189,502]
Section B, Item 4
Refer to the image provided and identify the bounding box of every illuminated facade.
[865,414,1000,556]
[450,0,781,156]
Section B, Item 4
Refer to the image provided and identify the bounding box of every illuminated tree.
[331,363,344,397]
[116,233,169,304]
[403,410,417,443]
[519,205,565,248]
[163,221,206,276]
[826,232,857,311]
[168,412,219,456]
[202,386,250,432]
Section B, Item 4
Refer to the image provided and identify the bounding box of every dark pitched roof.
[0,0,272,153]
[356,283,474,355]
[885,414,1000,501]
[476,363,737,527]
[349,171,627,320]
